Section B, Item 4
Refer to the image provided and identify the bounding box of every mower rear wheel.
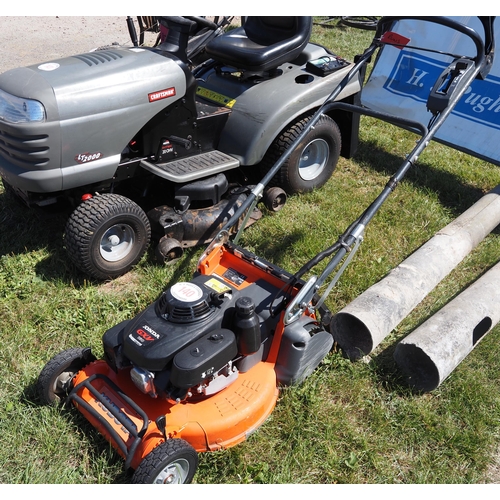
[37,347,96,405]
[64,194,151,280]
[261,114,341,194]
[263,187,287,212]
[155,236,184,265]
[132,439,198,484]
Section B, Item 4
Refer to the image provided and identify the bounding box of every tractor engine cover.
[0,47,187,194]
[170,329,237,389]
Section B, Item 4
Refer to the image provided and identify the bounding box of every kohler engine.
[102,273,273,402]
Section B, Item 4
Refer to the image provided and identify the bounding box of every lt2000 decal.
[75,152,103,164]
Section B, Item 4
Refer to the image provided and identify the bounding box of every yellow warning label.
[204,278,231,294]
[197,87,237,108]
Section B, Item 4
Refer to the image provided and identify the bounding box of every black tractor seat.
[205,16,313,73]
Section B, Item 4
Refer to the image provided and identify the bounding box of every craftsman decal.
[148,87,176,102]
[75,152,103,164]
[383,50,500,131]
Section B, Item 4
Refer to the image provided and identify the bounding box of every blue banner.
[361,17,500,165]
[384,50,500,132]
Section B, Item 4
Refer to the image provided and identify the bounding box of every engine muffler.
[393,259,500,391]
[330,184,500,360]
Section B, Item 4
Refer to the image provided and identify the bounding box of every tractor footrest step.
[140,150,240,183]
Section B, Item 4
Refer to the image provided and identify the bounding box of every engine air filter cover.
[157,281,213,323]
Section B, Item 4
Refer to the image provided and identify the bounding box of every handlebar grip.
[376,16,488,63]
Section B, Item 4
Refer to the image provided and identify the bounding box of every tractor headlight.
[0,88,46,123]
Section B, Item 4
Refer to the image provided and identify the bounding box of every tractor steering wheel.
[184,16,218,31]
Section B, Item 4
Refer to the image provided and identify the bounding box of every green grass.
[2,18,500,484]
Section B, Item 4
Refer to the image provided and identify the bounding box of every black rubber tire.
[155,237,184,265]
[263,187,287,212]
[64,194,151,280]
[37,347,96,405]
[260,113,341,195]
[132,439,199,484]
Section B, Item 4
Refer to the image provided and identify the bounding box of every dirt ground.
[0,17,139,72]
[0,16,168,71]
[0,16,241,72]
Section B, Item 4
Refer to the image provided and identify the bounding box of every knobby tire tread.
[260,113,341,194]
[37,347,94,405]
[64,194,151,280]
[132,439,198,484]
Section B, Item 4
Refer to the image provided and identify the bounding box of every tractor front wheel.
[64,193,151,280]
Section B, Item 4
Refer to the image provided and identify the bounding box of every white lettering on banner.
[463,88,500,113]
[405,68,429,88]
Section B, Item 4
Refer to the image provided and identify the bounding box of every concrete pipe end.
[393,342,440,392]
[330,312,374,360]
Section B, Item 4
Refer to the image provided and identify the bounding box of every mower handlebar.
[376,16,493,67]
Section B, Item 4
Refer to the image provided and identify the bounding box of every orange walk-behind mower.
[36,17,494,483]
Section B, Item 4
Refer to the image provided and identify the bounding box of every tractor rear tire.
[261,113,341,194]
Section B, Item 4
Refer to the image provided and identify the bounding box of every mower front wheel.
[37,347,96,405]
[64,193,151,280]
[132,439,198,484]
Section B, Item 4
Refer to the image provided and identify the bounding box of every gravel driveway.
[0,16,241,73]
[0,16,154,72]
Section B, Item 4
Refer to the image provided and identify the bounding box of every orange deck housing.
[70,242,297,470]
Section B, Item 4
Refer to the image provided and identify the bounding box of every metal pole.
[330,185,500,359]
[394,259,500,392]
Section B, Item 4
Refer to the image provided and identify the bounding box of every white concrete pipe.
[330,184,500,360]
[393,259,500,391]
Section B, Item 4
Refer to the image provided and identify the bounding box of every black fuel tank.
[170,328,237,389]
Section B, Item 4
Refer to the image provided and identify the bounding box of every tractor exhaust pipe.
[330,184,500,360]
[393,259,500,392]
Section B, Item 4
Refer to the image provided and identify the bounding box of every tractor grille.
[0,128,50,168]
